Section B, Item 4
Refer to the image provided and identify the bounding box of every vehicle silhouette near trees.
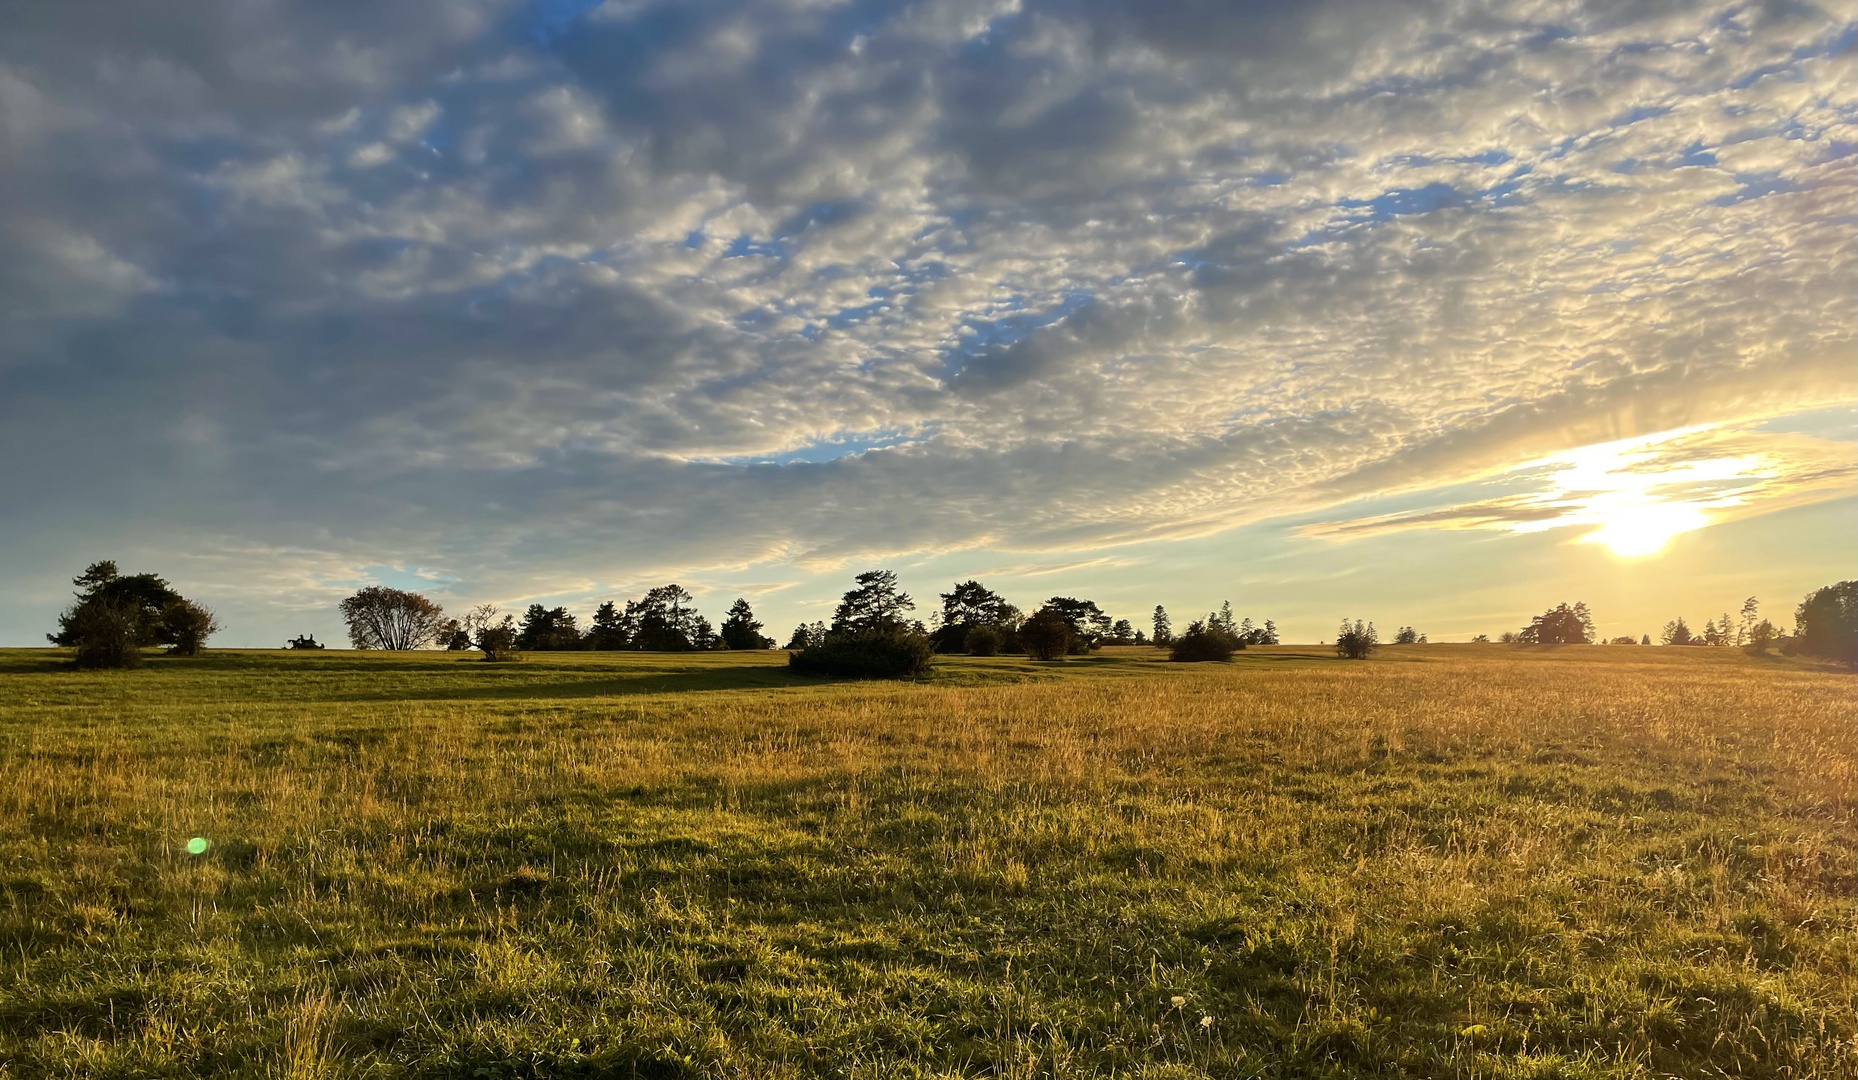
[339,586,448,650]
[49,561,220,667]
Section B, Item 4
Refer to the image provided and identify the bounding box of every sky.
[1,0,1853,647]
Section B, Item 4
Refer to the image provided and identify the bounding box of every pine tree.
[720,598,772,650]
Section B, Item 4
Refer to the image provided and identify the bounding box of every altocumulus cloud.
[0,0,1852,634]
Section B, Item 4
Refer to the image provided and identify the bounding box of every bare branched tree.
[338,586,446,650]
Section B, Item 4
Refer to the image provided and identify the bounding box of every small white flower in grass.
[1169,995,1185,1008]
[1200,1015,1214,1029]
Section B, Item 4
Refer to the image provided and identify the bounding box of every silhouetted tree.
[1518,603,1595,645]
[460,604,519,661]
[437,619,473,650]
[285,634,326,650]
[1042,597,1110,652]
[1106,618,1136,644]
[1019,608,1075,660]
[339,586,446,650]
[65,596,145,668]
[51,561,220,666]
[964,624,1003,656]
[719,598,773,650]
[1393,626,1420,645]
[516,605,581,650]
[1790,580,1857,664]
[932,580,1020,652]
[1335,619,1378,659]
[627,585,702,651]
[1746,619,1779,654]
[832,570,915,635]
[1171,619,1239,662]
[1152,605,1172,646]
[584,601,628,650]
[1736,597,1760,647]
[1660,617,1694,646]
[158,600,220,656]
[1640,634,1651,646]
[791,575,932,676]
[50,561,180,648]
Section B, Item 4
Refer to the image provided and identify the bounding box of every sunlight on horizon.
[1531,428,1747,559]
[1303,418,1857,557]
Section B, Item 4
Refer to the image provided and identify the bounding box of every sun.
[1580,501,1709,558]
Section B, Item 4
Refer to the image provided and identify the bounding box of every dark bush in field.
[158,599,220,656]
[1019,608,1075,660]
[964,624,1003,656]
[1520,602,1595,644]
[68,597,145,669]
[51,560,219,667]
[788,631,934,678]
[1335,619,1378,659]
[1170,619,1240,662]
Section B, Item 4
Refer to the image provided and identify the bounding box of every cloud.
[0,0,1852,640]
[1300,421,1858,557]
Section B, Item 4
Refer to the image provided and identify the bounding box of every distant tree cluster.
[48,561,219,668]
[335,584,779,661]
[1656,596,1785,654]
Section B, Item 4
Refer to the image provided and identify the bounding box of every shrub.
[789,631,934,678]
[1335,619,1378,660]
[158,599,220,656]
[1170,620,1239,662]
[476,621,521,663]
[68,598,144,669]
[1019,609,1074,661]
[964,624,1003,656]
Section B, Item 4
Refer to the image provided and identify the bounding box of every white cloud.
[0,0,1852,642]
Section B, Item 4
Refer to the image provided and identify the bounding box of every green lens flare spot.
[186,837,210,855]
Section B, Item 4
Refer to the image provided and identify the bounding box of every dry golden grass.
[0,644,1850,1078]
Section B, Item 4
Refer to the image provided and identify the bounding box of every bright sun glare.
[1578,501,1711,558]
[1517,426,1761,560]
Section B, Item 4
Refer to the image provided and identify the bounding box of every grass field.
[0,644,1851,1079]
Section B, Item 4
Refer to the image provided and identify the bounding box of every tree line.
[44,558,1858,673]
[329,570,1285,673]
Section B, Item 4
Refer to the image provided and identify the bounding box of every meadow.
[0,644,1850,1079]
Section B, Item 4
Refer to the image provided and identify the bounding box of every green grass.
[0,645,1851,1078]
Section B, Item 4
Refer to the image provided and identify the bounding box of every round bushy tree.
[1170,620,1239,662]
[1019,608,1074,661]
[1335,619,1378,660]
